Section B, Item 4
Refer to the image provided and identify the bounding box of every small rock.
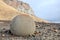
[2,34,5,37]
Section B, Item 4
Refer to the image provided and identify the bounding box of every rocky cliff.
[0,0,49,23]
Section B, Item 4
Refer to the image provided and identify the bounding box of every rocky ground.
[0,21,60,40]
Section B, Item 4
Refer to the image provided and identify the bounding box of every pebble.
[0,22,60,40]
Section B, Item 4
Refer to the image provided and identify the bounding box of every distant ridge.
[0,0,27,20]
[0,0,49,23]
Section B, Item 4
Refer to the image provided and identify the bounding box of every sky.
[20,0,60,23]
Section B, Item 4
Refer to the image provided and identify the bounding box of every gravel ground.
[0,21,60,40]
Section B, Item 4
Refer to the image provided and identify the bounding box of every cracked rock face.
[3,0,34,15]
[10,14,36,36]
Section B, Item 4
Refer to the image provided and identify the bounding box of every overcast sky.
[20,0,60,23]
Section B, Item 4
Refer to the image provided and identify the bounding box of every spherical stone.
[10,14,36,36]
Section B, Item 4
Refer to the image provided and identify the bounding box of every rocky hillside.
[0,0,49,23]
[0,0,28,21]
[3,0,34,15]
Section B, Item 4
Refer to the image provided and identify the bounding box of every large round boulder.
[10,14,36,36]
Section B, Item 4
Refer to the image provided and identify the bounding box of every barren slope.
[30,15,48,23]
[0,0,20,21]
[0,0,49,23]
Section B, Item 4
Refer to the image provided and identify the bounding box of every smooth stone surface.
[10,14,36,36]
